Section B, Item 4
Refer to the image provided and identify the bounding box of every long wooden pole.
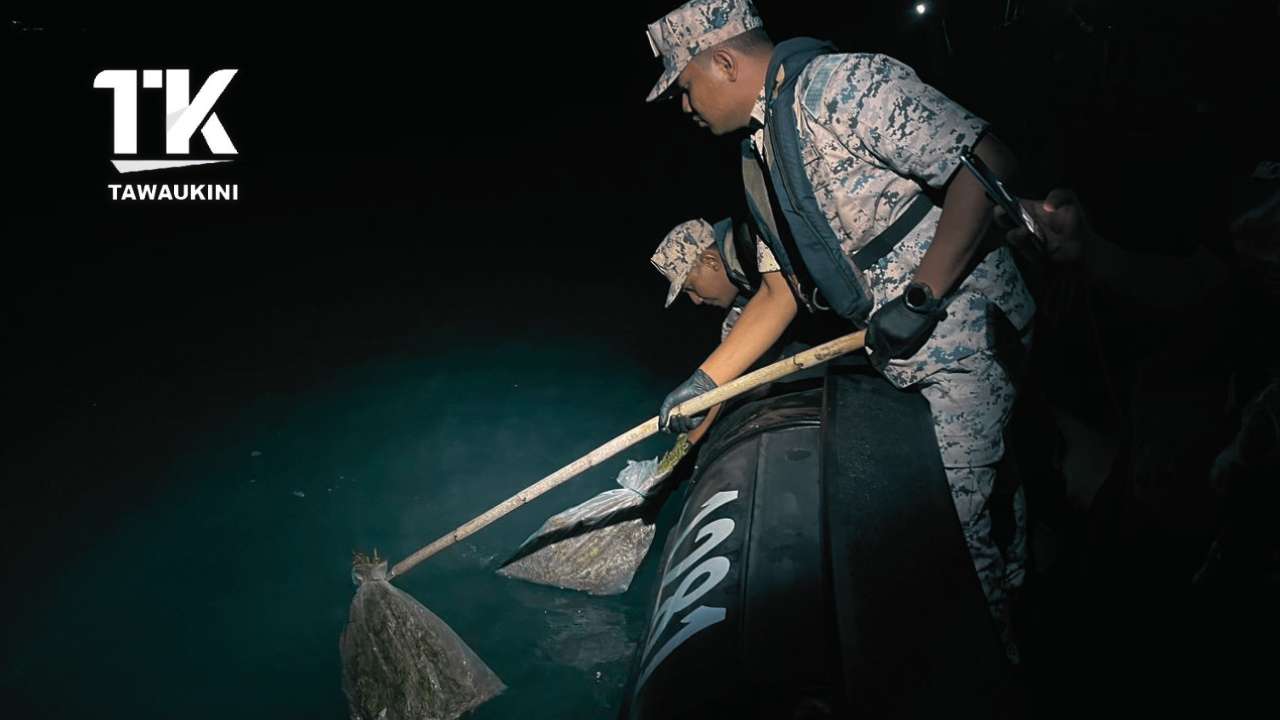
[389,330,866,579]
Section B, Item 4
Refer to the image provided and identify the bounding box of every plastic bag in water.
[497,437,691,595]
[340,555,505,720]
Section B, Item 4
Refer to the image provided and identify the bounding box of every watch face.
[906,284,929,309]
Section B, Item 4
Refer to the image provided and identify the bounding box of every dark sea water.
[1,217,715,719]
[5,342,688,719]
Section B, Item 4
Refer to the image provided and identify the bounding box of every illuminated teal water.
[3,337,694,719]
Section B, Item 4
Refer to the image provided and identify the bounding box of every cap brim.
[646,66,680,103]
[663,274,687,307]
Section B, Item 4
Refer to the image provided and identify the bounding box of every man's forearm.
[686,403,723,444]
[698,271,797,384]
[914,135,1016,297]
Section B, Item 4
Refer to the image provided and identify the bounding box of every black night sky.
[2,3,1275,718]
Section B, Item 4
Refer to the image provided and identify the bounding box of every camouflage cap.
[651,218,717,307]
[644,0,764,102]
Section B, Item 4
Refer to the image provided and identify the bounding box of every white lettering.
[636,606,726,690]
[671,491,738,553]
[106,184,240,201]
[166,69,238,155]
[634,489,741,692]
[93,70,137,155]
[643,555,731,661]
[661,518,734,591]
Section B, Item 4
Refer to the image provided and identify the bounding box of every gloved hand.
[659,369,718,433]
[866,281,947,369]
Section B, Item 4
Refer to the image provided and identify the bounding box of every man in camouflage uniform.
[650,217,755,447]
[646,0,1032,663]
[651,217,752,342]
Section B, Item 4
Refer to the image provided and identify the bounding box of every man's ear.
[710,48,737,82]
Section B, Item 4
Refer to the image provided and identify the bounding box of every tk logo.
[94,69,238,174]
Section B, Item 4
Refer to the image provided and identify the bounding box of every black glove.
[867,282,947,369]
[659,369,718,433]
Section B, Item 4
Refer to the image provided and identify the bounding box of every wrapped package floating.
[498,441,689,596]
[341,556,505,720]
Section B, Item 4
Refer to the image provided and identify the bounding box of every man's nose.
[681,93,691,114]
[687,291,702,305]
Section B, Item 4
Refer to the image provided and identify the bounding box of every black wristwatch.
[904,281,941,313]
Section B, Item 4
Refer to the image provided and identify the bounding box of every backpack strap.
[851,193,934,268]
[711,216,758,298]
[761,38,875,324]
